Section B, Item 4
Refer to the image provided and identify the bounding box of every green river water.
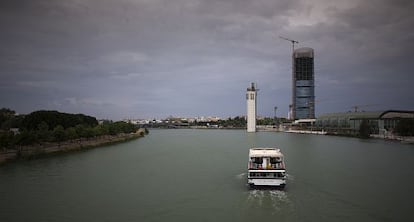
[1,129,413,221]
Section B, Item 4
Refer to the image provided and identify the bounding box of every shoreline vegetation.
[0,129,147,165]
[0,108,149,165]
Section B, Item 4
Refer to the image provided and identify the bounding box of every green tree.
[108,123,118,135]
[0,131,14,150]
[75,124,87,138]
[22,110,98,130]
[65,127,78,141]
[1,115,24,130]
[83,127,95,139]
[0,108,16,127]
[14,130,37,147]
[229,116,246,127]
[37,121,51,142]
[93,125,108,137]
[257,118,275,125]
[52,125,66,146]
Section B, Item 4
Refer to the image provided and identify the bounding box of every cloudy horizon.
[1,0,413,120]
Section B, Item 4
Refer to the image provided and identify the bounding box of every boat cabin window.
[273,172,285,177]
[270,157,282,164]
[252,157,263,164]
[249,172,286,178]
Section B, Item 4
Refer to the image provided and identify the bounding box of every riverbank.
[285,129,327,135]
[264,127,414,144]
[370,134,414,144]
[0,129,147,165]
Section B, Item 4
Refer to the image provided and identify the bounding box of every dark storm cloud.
[305,0,414,112]
[1,0,413,119]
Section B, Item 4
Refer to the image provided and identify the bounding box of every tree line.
[0,108,140,149]
[193,117,287,127]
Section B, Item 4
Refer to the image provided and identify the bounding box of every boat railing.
[248,161,285,170]
[248,172,286,179]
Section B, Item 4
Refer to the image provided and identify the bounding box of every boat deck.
[248,161,285,170]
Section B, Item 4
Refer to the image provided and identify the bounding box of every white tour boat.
[247,148,287,188]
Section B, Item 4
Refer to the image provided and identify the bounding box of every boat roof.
[249,148,283,158]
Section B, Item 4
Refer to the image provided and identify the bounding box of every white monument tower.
[246,83,258,132]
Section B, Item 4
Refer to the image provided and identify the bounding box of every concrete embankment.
[0,129,147,165]
[285,129,327,135]
[370,134,414,144]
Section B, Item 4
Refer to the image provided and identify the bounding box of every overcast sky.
[1,0,413,120]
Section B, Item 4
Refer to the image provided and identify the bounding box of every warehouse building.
[315,110,414,135]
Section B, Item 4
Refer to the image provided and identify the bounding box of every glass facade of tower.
[293,48,315,119]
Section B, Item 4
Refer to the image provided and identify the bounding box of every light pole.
[274,106,278,126]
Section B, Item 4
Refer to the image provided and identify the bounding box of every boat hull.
[248,183,286,190]
[247,178,286,189]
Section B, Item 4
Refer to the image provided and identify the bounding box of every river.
[1,129,413,221]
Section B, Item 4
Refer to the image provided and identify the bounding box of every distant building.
[195,116,221,122]
[316,110,414,135]
[292,47,315,120]
[246,83,258,132]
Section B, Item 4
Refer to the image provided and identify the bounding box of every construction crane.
[280,36,299,119]
[279,36,299,52]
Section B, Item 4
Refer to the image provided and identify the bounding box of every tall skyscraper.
[292,47,315,119]
[246,83,257,132]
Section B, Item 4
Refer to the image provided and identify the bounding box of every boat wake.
[246,190,266,206]
[235,172,246,180]
[245,189,292,212]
